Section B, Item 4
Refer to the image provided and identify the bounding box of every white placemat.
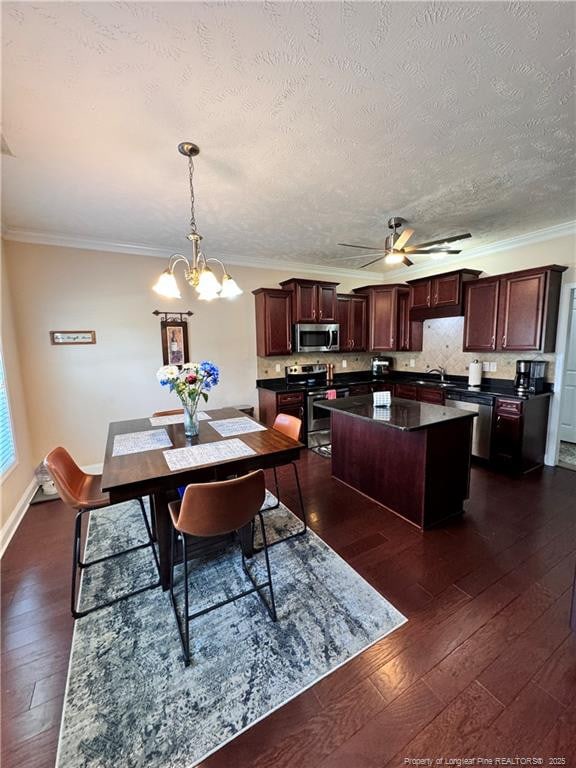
[163,438,257,471]
[149,412,211,426]
[208,417,267,437]
[113,429,172,456]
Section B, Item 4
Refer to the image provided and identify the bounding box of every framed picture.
[50,330,96,345]
[161,320,189,366]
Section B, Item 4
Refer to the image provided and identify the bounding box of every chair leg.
[257,461,308,551]
[138,497,160,576]
[258,511,277,622]
[181,533,191,666]
[260,466,281,512]
[70,510,85,619]
[72,500,161,620]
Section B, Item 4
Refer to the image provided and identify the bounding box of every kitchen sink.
[409,380,458,388]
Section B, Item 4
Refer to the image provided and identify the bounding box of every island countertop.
[315,394,477,432]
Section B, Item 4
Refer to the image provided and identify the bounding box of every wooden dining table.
[101,407,303,590]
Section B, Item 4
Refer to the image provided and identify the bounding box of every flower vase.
[183,405,199,438]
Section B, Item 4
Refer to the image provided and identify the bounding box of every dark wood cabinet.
[279,279,339,323]
[349,383,372,396]
[397,289,423,352]
[257,389,304,436]
[463,279,500,352]
[395,383,418,400]
[498,271,546,351]
[354,284,422,352]
[395,382,444,404]
[372,381,395,393]
[408,269,481,320]
[464,266,567,353]
[491,396,551,472]
[337,294,367,352]
[253,289,292,357]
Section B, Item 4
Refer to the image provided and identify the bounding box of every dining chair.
[260,413,307,545]
[44,447,160,619]
[168,469,277,666]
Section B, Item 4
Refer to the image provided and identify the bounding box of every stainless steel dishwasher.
[444,390,494,459]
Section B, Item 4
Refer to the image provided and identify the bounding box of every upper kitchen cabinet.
[253,288,292,357]
[353,284,422,352]
[464,265,567,353]
[278,278,339,322]
[407,269,482,320]
[337,294,367,352]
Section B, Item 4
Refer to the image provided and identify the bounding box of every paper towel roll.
[468,360,482,387]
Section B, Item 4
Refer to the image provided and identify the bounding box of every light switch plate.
[410,359,416,367]
[482,362,490,372]
[342,360,347,368]
[275,363,281,373]
[489,362,497,372]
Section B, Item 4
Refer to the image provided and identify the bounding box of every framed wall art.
[153,311,193,366]
[50,331,96,345]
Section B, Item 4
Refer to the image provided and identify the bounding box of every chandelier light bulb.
[152,269,182,299]
[197,266,221,295]
[220,274,243,298]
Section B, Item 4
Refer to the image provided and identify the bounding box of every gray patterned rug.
[57,494,406,767]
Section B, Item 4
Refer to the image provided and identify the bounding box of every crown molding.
[3,220,574,282]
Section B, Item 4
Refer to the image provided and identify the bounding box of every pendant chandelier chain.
[188,154,197,236]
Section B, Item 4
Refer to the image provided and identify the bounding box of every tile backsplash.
[390,317,555,382]
[257,316,556,382]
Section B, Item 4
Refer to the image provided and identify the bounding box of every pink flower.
[186,374,197,384]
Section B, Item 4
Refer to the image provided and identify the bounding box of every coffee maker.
[514,360,547,395]
[372,356,393,378]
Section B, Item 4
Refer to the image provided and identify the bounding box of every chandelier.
[153,142,242,301]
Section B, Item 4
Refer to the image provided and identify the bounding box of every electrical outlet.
[342,359,347,369]
[482,362,490,372]
[489,362,497,372]
[275,363,281,373]
[410,359,416,368]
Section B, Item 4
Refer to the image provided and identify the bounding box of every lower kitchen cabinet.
[491,396,551,472]
[257,389,305,437]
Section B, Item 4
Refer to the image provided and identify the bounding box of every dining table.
[101,407,304,590]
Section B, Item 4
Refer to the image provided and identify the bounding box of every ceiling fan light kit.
[152,142,242,301]
[337,216,472,269]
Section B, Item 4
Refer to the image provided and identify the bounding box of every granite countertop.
[315,394,478,431]
[256,371,553,400]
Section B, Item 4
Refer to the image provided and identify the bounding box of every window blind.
[0,353,16,476]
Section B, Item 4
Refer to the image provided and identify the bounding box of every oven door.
[307,389,349,433]
[295,324,339,353]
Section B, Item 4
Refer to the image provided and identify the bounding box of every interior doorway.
[557,287,576,470]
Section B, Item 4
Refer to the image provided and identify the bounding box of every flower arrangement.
[157,361,220,436]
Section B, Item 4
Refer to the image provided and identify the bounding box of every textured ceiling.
[2,1,575,273]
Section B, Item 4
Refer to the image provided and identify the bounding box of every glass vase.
[183,404,199,438]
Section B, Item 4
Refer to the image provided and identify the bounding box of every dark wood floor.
[2,452,576,767]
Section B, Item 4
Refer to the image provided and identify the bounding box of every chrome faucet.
[427,366,446,383]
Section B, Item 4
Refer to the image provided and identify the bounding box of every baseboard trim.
[0,478,38,559]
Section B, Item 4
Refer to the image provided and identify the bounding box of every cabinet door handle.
[299,407,304,418]
[319,309,323,319]
[427,295,431,306]
[433,294,438,303]
[491,334,495,348]
[312,309,316,319]
[351,339,355,348]
[502,335,507,348]
[288,340,292,352]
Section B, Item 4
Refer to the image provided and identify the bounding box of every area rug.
[56,494,406,767]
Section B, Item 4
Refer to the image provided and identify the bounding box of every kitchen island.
[317,395,476,529]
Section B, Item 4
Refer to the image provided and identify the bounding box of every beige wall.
[3,232,574,474]
[1,244,35,529]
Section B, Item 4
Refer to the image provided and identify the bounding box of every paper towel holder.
[468,359,482,388]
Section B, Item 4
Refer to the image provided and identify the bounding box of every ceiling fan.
[338,217,472,268]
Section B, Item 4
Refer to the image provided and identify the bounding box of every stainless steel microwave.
[294,323,339,353]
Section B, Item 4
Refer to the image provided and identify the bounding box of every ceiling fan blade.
[338,242,386,251]
[360,255,385,268]
[401,249,461,255]
[404,233,471,251]
[393,228,414,251]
